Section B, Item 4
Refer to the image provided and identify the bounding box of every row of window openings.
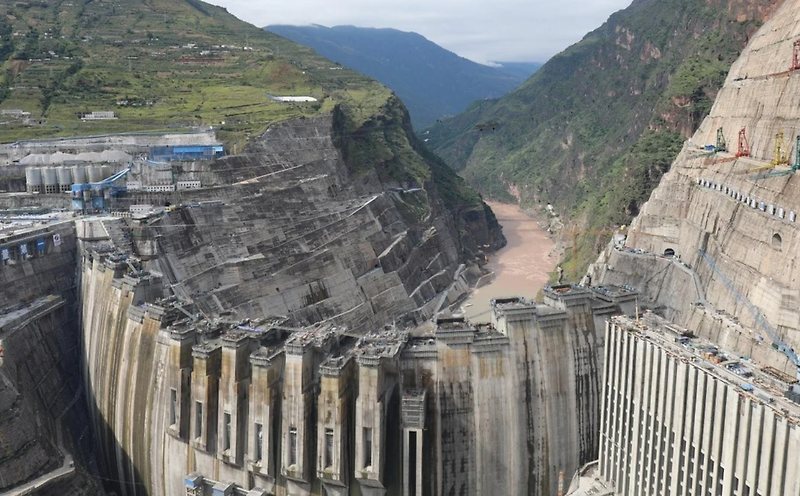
[170,391,374,470]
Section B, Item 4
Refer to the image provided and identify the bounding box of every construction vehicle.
[700,128,728,156]
[699,250,800,402]
[736,128,751,157]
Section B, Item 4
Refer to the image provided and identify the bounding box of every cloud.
[208,0,633,64]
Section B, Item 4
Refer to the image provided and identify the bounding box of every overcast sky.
[208,0,633,64]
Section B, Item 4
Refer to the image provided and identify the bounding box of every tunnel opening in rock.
[664,248,676,257]
[772,233,783,251]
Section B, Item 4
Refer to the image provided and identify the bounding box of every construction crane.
[736,128,750,157]
[715,127,727,152]
[792,39,800,71]
[699,250,800,401]
[772,132,789,166]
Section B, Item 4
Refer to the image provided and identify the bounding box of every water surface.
[463,202,557,323]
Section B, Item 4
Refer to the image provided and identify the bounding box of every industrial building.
[584,314,800,496]
[149,145,225,162]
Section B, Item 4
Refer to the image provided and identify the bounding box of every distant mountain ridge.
[266,24,540,129]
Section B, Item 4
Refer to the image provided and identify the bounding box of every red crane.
[792,40,800,71]
[736,128,751,158]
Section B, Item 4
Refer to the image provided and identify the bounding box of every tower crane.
[715,127,727,153]
[771,132,789,166]
[736,128,750,158]
[791,39,800,71]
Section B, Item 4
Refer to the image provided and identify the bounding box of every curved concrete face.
[595,0,800,383]
[80,247,636,496]
[75,113,511,495]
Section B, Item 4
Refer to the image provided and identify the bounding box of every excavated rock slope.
[595,0,800,377]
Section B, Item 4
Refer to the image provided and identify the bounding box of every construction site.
[5,0,800,495]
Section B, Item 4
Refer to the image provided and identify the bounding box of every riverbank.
[463,202,557,323]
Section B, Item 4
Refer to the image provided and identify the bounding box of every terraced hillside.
[0,0,384,147]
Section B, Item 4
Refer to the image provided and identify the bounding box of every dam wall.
[80,228,638,496]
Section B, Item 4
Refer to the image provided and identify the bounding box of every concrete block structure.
[571,314,800,495]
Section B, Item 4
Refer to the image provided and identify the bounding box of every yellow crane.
[772,131,789,166]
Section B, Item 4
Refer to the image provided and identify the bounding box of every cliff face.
[595,0,800,377]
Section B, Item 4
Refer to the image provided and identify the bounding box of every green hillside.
[427,0,779,277]
[0,0,389,147]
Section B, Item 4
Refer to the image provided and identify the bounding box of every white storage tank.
[72,165,87,184]
[42,166,58,194]
[101,165,113,180]
[87,165,103,183]
[57,166,72,191]
[25,167,42,193]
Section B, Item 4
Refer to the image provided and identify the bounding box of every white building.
[176,180,201,190]
[81,111,117,121]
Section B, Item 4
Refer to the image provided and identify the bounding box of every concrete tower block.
[212,481,235,496]
[281,338,316,495]
[184,473,204,496]
[354,358,390,494]
[317,355,356,496]
[248,348,285,492]
[165,326,196,440]
[217,331,252,467]
[191,343,222,453]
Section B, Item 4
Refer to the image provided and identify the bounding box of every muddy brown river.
[463,202,557,323]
